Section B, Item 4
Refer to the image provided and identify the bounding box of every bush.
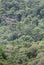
[27,44,39,58]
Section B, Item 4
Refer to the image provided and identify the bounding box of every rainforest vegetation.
[0,0,44,65]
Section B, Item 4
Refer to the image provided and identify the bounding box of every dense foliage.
[0,0,44,65]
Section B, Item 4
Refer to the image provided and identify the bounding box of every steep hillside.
[0,0,44,65]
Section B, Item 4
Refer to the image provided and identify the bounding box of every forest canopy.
[0,0,44,65]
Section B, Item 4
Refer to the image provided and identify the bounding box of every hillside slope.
[0,0,44,65]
